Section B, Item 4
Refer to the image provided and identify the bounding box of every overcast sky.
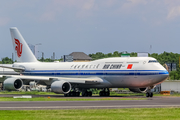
[0,0,180,59]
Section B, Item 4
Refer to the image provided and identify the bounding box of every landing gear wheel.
[75,92,80,97]
[146,92,153,97]
[146,86,154,98]
[88,92,92,96]
[105,92,109,96]
[149,92,153,97]
[70,92,74,96]
[82,90,92,97]
[99,88,110,97]
[85,92,88,96]
[64,91,80,97]
[146,92,149,97]
[99,91,102,96]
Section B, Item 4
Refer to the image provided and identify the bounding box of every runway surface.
[0,96,180,110]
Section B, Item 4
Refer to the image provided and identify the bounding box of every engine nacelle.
[129,88,147,93]
[3,78,23,91]
[51,80,71,94]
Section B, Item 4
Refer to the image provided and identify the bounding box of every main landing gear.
[99,88,110,96]
[82,90,92,97]
[64,91,80,97]
[64,89,92,97]
[64,88,110,97]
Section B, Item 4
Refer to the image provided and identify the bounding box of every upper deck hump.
[91,57,157,63]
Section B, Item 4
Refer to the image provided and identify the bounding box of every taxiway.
[0,96,180,110]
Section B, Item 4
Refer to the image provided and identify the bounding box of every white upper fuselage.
[13,57,169,88]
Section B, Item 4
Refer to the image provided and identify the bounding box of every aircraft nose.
[164,72,169,79]
[157,64,169,80]
[161,70,169,81]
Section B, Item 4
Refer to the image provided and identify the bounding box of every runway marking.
[1,105,180,109]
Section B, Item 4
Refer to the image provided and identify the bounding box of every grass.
[1,108,180,120]
[0,91,57,95]
[153,92,180,97]
[0,91,146,97]
[0,97,146,101]
[110,91,144,96]
[2,90,180,98]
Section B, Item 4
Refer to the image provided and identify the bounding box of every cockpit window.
[148,60,158,63]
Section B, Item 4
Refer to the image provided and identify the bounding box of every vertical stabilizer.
[10,27,38,62]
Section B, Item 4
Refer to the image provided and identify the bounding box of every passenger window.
[74,65,77,69]
[77,65,81,68]
[93,65,96,68]
[82,65,85,68]
[85,65,88,68]
[89,65,93,68]
[148,60,158,63]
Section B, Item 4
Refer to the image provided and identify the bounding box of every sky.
[1,0,180,60]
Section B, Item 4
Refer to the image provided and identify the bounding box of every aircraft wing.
[0,65,25,71]
[1,75,104,84]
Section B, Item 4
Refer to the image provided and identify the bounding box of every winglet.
[10,27,38,62]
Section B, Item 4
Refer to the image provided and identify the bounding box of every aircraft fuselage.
[13,57,168,88]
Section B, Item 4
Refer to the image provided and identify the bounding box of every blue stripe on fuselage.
[22,70,169,76]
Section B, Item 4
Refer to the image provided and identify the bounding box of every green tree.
[169,71,179,80]
[130,52,137,57]
[1,57,13,64]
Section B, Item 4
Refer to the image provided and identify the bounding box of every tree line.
[0,57,62,63]
[89,51,180,80]
[1,51,180,80]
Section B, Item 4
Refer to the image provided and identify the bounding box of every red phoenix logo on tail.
[15,38,23,58]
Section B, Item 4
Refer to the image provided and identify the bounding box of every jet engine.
[51,80,71,94]
[129,88,148,93]
[3,78,23,91]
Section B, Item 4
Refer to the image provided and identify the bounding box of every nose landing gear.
[146,92,153,97]
[146,86,154,97]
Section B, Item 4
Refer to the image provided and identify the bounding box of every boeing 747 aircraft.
[0,27,169,97]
